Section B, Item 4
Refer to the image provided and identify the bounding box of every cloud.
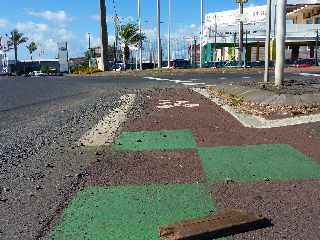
[0,18,8,28]
[83,33,115,48]
[16,21,49,32]
[14,21,75,57]
[172,23,200,39]
[143,27,157,39]
[28,10,72,23]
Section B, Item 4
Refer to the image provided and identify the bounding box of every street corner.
[209,179,320,239]
[49,184,215,240]
[84,149,206,186]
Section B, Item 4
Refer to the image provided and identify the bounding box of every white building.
[202,2,320,63]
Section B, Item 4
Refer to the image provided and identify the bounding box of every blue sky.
[0,0,266,59]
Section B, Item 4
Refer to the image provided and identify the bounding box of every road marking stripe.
[298,73,320,77]
[144,76,169,81]
[79,94,136,147]
[182,82,206,86]
[169,80,193,83]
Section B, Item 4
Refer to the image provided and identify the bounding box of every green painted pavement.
[50,184,219,240]
[113,129,197,151]
[198,144,320,182]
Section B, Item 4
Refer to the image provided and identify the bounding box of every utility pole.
[264,0,272,83]
[236,0,247,67]
[316,29,319,66]
[138,0,142,70]
[99,0,108,71]
[88,33,91,50]
[200,0,204,68]
[167,0,171,68]
[194,36,197,67]
[157,0,161,68]
[214,14,217,62]
[88,32,92,67]
[275,0,287,88]
[244,30,248,67]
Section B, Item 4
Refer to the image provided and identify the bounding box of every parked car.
[31,71,48,76]
[291,59,315,68]
[170,59,192,69]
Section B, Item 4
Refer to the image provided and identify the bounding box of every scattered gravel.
[0,87,135,240]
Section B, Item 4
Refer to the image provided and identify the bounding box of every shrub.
[71,66,102,75]
[41,66,49,74]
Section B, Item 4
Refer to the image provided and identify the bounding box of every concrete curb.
[79,94,136,147]
[192,88,320,129]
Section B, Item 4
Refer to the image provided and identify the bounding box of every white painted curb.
[79,94,136,147]
[193,88,320,129]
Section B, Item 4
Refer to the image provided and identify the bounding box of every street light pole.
[167,0,171,69]
[214,14,217,62]
[275,0,287,88]
[138,0,142,70]
[88,33,91,50]
[264,0,272,83]
[316,29,319,66]
[238,1,244,67]
[200,0,204,68]
[157,0,162,68]
[88,32,92,67]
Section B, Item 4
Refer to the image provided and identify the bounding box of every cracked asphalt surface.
[1,70,320,239]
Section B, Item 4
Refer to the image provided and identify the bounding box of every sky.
[0,0,266,59]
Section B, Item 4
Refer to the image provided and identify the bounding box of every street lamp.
[157,0,161,68]
[235,0,247,67]
[168,0,171,69]
[264,0,272,83]
[138,0,142,70]
[200,0,204,68]
[88,33,92,67]
[275,0,287,88]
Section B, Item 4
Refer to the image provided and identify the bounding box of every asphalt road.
[0,70,319,240]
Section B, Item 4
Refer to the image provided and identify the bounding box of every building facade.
[202,2,320,65]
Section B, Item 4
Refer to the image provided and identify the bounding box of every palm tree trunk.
[14,44,18,63]
[99,0,108,71]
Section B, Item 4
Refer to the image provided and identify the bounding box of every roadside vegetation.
[207,85,320,119]
[71,66,102,75]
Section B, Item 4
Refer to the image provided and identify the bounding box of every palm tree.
[99,0,108,71]
[26,42,37,61]
[8,29,28,63]
[119,23,146,67]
